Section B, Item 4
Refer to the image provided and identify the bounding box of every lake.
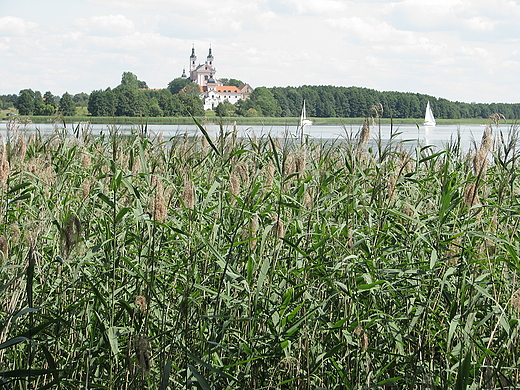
[0,121,516,151]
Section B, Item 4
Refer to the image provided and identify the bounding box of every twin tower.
[182,46,217,87]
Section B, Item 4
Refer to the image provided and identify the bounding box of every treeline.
[4,73,520,119]
[87,72,202,117]
[240,86,520,119]
[1,91,89,116]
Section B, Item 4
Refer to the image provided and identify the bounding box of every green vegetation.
[4,72,520,121]
[1,113,520,388]
[2,90,87,117]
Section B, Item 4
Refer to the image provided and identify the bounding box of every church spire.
[190,44,197,71]
[206,45,214,66]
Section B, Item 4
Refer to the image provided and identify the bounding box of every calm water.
[0,121,516,151]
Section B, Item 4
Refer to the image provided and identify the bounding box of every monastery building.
[182,46,252,111]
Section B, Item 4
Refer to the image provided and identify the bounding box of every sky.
[1,0,520,103]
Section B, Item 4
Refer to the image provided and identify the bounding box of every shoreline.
[1,115,507,127]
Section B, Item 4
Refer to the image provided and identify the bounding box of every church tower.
[190,45,197,72]
[206,46,214,67]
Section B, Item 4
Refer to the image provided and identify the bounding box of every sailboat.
[423,101,436,126]
[299,100,313,128]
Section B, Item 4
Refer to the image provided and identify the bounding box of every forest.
[2,71,520,119]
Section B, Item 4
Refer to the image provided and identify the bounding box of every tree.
[0,94,17,110]
[158,91,184,117]
[250,87,281,117]
[215,101,237,117]
[15,89,35,115]
[147,98,163,117]
[121,72,148,89]
[33,91,45,115]
[235,98,256,116]
[177,93,204,116]
[60,92,76,116]
[167,78,198,95]
[43,91,57,108]
[39,104,56,116]
[73,93,89,106]
[88,89,115,117]
[114,85,143,117]
[219,78,243,87]
[121,72,139,88]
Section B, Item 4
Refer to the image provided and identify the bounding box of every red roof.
[200,86,243,94]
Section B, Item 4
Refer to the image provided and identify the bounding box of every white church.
[181,46,252,110]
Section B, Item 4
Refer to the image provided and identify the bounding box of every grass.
[0,115,520,389]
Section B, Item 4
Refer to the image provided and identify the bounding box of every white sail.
[423,101,436,126]
[300,100,313,128]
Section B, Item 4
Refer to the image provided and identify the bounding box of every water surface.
[0,121,515,151]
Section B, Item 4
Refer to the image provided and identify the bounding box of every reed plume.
[153,178,167,223]
[229,173,240,203]
[473,125,493,177]
[82,179,91,198]
[201,134,209,156]
[284,153,296,178]
[134,295,147,315]
[464,182,480,208]
[272,215,285,239]
[0,236,8,260]
[181,177,195,209]
[387,173,397,200]
[304,187,313,209]
[81,152,91,169]
[0,142,10,186]
[511,289,520,313]
[295,151,307,178]
[235,162,250,187]
[15,134,26,161]
[357,119,370,150]
[354,326,369,352]
[61,214,82,257]
[265,162,275,187]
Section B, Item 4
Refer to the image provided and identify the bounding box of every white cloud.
[0,16,39,36]
[279,0,347,14]
[83,32,176,52]
[461,16,496,32]
[326,15,449,58]
[327,17,408,43]
[76,14,136,36]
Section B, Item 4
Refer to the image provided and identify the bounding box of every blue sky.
[1,0,520,103]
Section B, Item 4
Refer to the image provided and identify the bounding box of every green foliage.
[73,92,89,106]
[177,92,204,116]
[262,86,520,119]
[43,91,57,108]
[113,84,143,117]
[59,92,76,116]
[219,78,243,88]
[9,74,520,120]
[0,93,17,110]
[215,101,237,117]
[249,86,281,117]
[15,89,35,115]
[167,77,197,95]
[0,117,519,389]
[121,71,148,89]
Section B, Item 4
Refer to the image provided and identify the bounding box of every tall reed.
[1,116,519,389]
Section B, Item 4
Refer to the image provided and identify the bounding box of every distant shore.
[1,115,507,127]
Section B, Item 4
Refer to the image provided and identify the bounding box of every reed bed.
[1,117,520,389]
